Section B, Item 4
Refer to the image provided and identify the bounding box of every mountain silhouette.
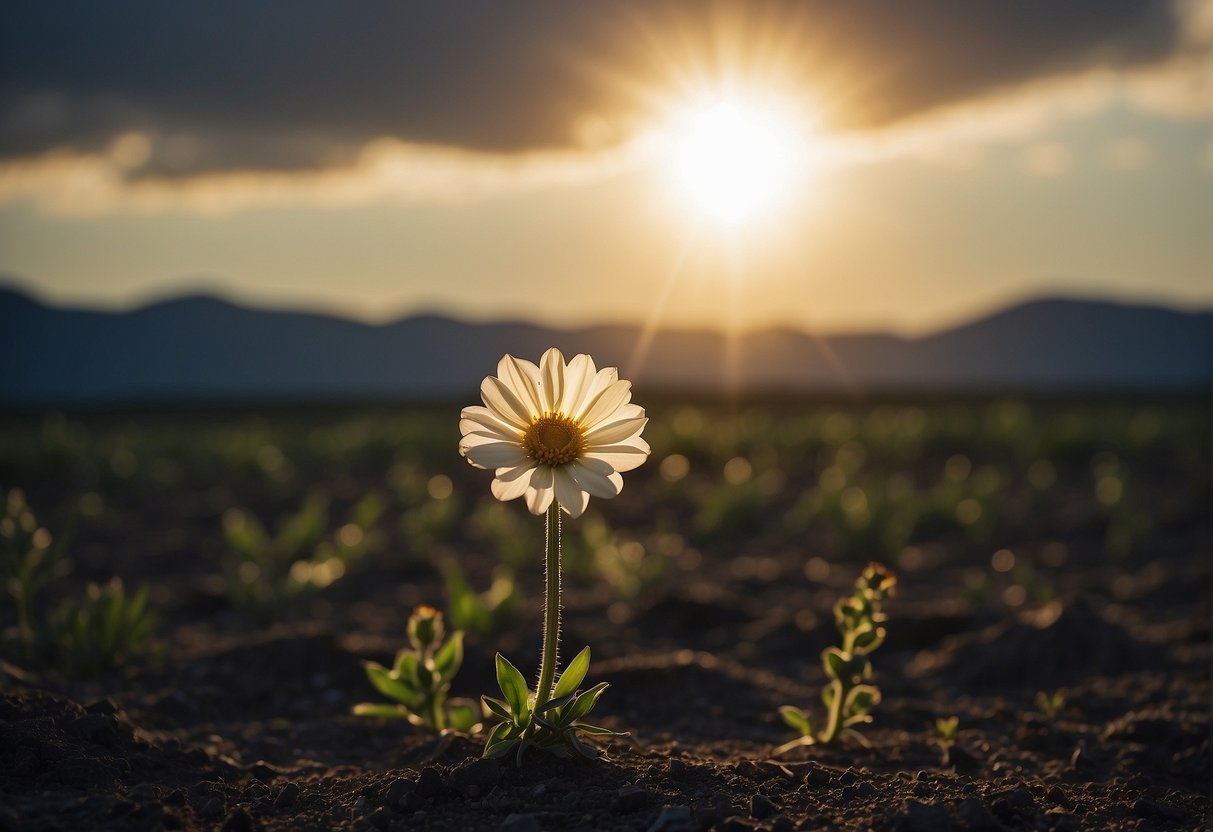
[0,285,1208,403]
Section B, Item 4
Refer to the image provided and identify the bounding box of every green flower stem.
[534,500,562,710]
[818,678,846,744]
[426,694,445,732]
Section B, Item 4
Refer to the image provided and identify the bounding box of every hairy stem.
[534,500,562,709]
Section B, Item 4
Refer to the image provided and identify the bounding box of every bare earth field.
[1,397,1209,831]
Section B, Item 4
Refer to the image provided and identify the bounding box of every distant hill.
[0,286,1208,403]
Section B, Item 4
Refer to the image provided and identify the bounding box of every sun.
[664,94,816,227]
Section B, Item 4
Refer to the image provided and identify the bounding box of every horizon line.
[2,273,1211,341]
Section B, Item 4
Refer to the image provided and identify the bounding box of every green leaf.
[773,735,815,755]
[822,683,837,710]
[822,647,851,681]
[365,662,421,707]
[445,699,481,732]
[566,681,608,722]
[481,695,513,722]
[852,625,886,655]
[483,722,517,758]
[845,684,880,716]
[495,653,530,722]
[576,723,626,737]
[552,646,590,700]
[565,730,601,760]
[352,703,411,719]
[432,631,464,683]
[394,652,420,687]
[535,692,575,715]
[779,705,813,738]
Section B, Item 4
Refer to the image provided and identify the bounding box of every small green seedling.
[776,562,897,753]
[53,578,158,677]
[481,646,625,764]
[1034,690,1066,725]
[2,490,156,676]
[1,489,69,657]
[935,715,959,765]
[353,606,480,733]
[223,491,381,614]
[442,560,519,637]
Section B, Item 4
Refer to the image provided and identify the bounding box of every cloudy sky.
[1,0,1209,333]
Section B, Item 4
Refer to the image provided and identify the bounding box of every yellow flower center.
[522,412,585,467]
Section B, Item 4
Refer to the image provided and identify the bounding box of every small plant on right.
[934,715,959,765]
[352,606,481,734]
[1034,690,1066,726]
[776,562,897,753]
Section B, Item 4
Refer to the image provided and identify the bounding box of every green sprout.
[223,491,380,614]
[934,715,959,765]
[776,562,896,753]
[442,559,519,637]
[2,489,156,676]
[353,606,481,733]
[53,578,158,677]
[1034,690,1066,725]
[1,489,69,658]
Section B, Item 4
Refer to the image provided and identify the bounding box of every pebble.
[954,797,999,831]
[366,806,392,831]
[614,785,651,812]
[70,714,121,746]
[197,796,224,819]
[647,805,693,832]
[416,767,444,798]
[1045,807,1079,832]
[274,782,299,809]
[530,784,547,799]
[895,800,950,832]
[499,812,541,832]
[447,758,502,795]
[1132,797,1186,822]
[385,778,416,807]
[219,807,253,832]
[750,793,776,820]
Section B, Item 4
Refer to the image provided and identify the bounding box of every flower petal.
[497,354,543,418]
[579,379,632,428]
[491,464,535,501]
[584,415,647,446]
[459,429,518,450]
[539,347,566,413]
[553,467,590,518]
[481,375,534,429]
[525,466,555,514]
[461,405,523,439]
[559,353,598,416]
[583,442,650,472]
[460,419,518,443]
[565,458,621,499]
[463,440,529,470]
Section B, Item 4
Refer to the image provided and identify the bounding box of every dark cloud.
[0,0,1180,175]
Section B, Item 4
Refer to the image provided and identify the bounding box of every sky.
[0,0,1209,335]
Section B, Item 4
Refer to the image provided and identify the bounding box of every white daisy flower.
[459,348,650,518]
